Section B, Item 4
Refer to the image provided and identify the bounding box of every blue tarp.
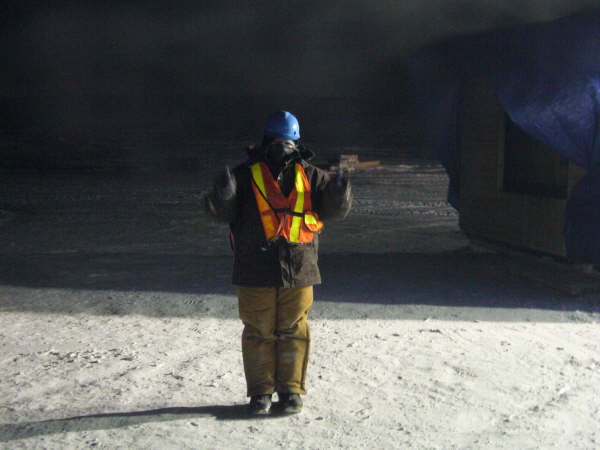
[410,11,600,263]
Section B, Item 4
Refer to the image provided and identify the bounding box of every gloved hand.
[321,168,352,220]
[216,165,237,200]
[333,168,349,193]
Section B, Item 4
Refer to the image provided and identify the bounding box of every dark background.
[1,1,598,170]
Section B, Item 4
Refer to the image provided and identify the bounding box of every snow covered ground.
[1,147,600,449]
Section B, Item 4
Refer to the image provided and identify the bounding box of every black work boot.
[248,394,272,415]
[277,393,303,414]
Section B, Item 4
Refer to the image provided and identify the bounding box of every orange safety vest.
[250,162,324,243]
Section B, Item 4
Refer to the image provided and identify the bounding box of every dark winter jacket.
[205,145,352,287]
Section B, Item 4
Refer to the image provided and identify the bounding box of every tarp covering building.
[410,11,600,263]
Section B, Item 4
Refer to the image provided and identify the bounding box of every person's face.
[265,138,297,167]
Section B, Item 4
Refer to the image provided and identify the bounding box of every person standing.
[204,110,352,414]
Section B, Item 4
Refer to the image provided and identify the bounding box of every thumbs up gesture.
[334,168,349,193]
[218,165,237,200]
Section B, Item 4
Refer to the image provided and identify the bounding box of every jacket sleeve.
[311,166,352,221]
[203,168,238,224]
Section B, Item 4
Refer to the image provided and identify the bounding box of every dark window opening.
[502,115,568,198]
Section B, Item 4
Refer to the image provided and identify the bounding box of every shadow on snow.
[1,251,598,319]
[0,404,292,442]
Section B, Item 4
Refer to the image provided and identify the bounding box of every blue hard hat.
[264,110,300,141]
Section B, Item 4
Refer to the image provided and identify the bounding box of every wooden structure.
[330,154,381,171]
[459,80,586,256]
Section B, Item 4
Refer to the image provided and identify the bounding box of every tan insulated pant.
[237,286,313,397]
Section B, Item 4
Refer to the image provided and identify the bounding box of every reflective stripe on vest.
[250,162,323,243]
